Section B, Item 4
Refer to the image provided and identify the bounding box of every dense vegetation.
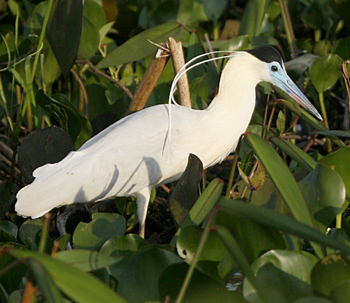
[1,0,350,302]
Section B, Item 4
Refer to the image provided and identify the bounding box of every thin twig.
[75,60,134,99]
[71,68,89,118]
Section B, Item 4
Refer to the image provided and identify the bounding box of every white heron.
[15,46,322,237]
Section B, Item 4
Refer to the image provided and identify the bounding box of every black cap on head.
[246,46,283,65]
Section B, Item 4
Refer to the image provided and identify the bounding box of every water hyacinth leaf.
[10,250,128,303]
[28,259,64,303]
[46,0,83,76]
[309,54,343,93]
[117,246,183,303]
[217,198,350,254]
[318,147,350,196]
[171,178,223,244]
[0,220,18,240]
[311,254,350,297]
[332,36,350,60]
[270,136,317,172]
[18,126,73,183]
[298,164,346,229]
[158,263,245,303]
[97,22,183,68]
[83,0,106,30]
[73,213,126,251]
[243,250,317,302]
[36,90,92,149]
[212,207,286,264]
[19,219,43,250]
[55,250,123,272]
[245,132,314,226]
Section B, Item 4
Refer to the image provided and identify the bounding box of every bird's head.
[247,46,323,120]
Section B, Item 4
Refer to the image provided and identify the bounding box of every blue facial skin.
[267,61,323,121]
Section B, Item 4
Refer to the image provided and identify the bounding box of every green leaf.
[332,36,350,60]
[159,263,246,303]
[311,254,350,297]
[97,22,183,68]
[246,132,314,226]
[299,164,346,229]
[171,178,224,244]
[217,198,350,255]
[77,15,100,60]
[10,249,128,303]
[28,259,64,303]
[309,54,343,93]
[318,147,350,197]
[243,250,317,302]
[46,0,83,76]
[100,234,148,257]
[238,0,269,36]
[19,219,43,250]
[55,250,123,272]
[0,219,18,239]
[117,246,183,303]
[73,213,126,251]
[315,130,350,137]
[212,207,286,264]
[36,90,92,149]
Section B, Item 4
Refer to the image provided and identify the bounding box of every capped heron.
[15,46,322,237]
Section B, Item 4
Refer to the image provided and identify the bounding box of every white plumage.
[15,47,321,237]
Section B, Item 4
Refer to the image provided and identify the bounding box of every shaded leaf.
[46,0,83,76]
[238,0,269,36]
[18,126,73,183]
[117,246,183,303]
[243,250,317,302]
[169,154,203,226]
[311,254,350,297]
[19,219,43,250]
[73,213,126,251]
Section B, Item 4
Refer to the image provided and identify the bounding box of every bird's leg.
[135,187,152,238]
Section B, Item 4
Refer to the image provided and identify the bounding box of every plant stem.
[38,214,51,253]
[279,0,297,58]
[318,92,332,152]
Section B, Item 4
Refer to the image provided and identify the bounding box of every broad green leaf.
[158,263,246,303]
[100,234,148,280]
[117,246,183,303]
[318,147,350,196]
[293,297,333,303]
[97,22,183,68]
[28,259,64,303]
[246,132,314,226]
[40,42,61,85]
[190,0,226,22]
[219,35,250,52]
[55,250,123,272]
[73,213,126,251]
[36,90,92,149]
[0,220,18,239]
[330,279,350,303]
[276,110,285,135]
[176,225,234,282]
[10,250,128,303]
[238,0,269,36]
[309,54,343,93]
[212,207,286,264]
[19,219,43,250]
[83,0,106,31]
[299,164,346,229]
[171,178,224,244]
[270,136,317,172]
[243,250,317,302]
[23,1,47,37]
[217,198,350,255]
[17,126,73,183]
[46,0,83,76]
[311,254,350,297]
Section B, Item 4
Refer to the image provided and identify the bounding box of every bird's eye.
[271,65,278,72]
